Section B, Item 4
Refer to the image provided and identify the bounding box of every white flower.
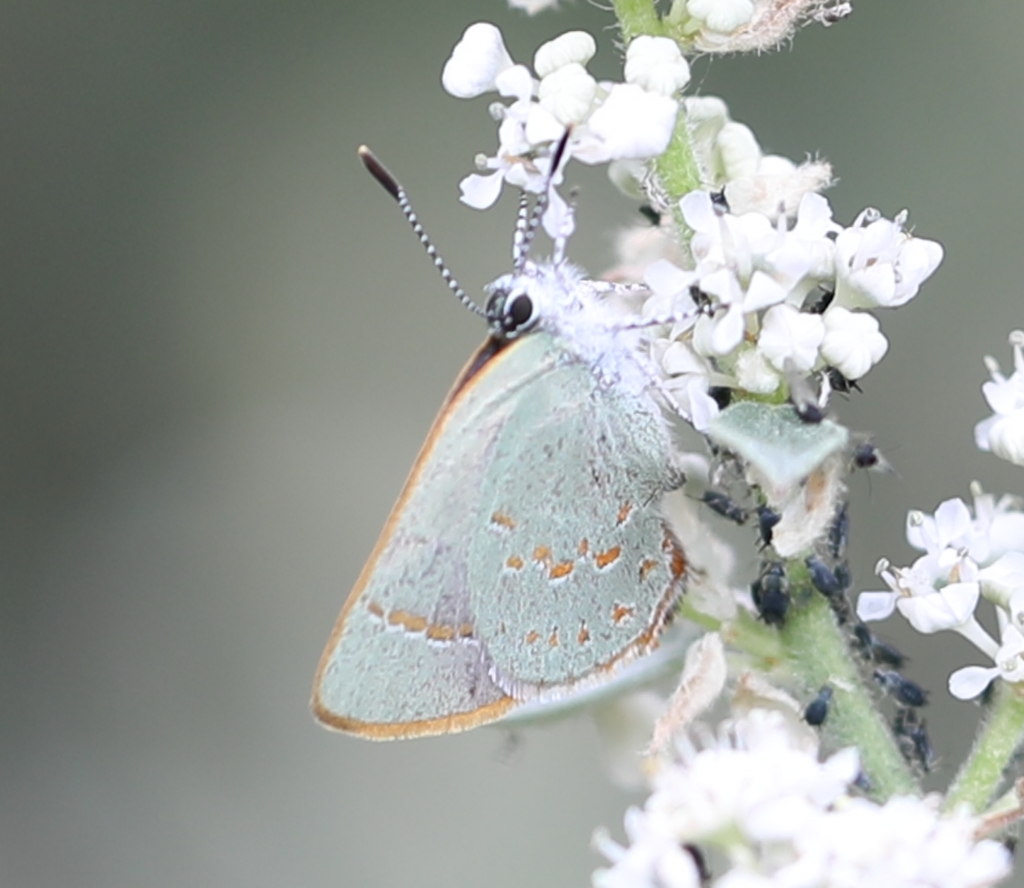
[533,30,596,77]
[820,305,889,379]
[968,484,1024,565]
[949,623,1024,700]
[979,552,1024,628]
[907,497,974,556]
[624,36,691,97]
[757,303,824,372]
[716,121,761,180]
[832,208,944,309]
[508,0,561,13]
[975,331,1024,467]
[735,346,781,394]
[442,24,680,230]
[724,156,834,220]
[681,192,813,356]
[679,96,834,220]
[593,708,1012,888]
[441,23,515,98]
[538,63,597,125]
[685,0,756,34]
[574,84,678,163]
[856,555,983,635]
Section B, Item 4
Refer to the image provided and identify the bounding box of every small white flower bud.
[538,63,597,125]
[716,121,762,180]
[820,306,889,380]
[988,407,1024,467]
[624,36,691,96]
[685,0,755,33]
[757,304,824,372]
[442,22,515,99]
[533,30,596,78]
[735,347,781,394]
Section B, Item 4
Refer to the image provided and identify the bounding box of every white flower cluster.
[442,24,687,235]
[641,194,942,431]
[976,331,1024,467]
[441,24,943,434]
[856,489,1024,700]
[593,709,1010,888]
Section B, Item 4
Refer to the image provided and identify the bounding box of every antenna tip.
[358,145,402,201]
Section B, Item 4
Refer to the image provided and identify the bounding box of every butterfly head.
[485,279,540,342]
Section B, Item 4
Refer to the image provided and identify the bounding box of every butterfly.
[312,137,688,739]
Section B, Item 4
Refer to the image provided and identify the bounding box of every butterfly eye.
[485,287,537,340]
[506,293,535,330]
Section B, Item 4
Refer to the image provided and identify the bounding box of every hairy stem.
[781,579,919,800]
[946,682,1024,814]
[610,0,665,42]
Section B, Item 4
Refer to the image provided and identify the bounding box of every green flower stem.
[610,0,703,235]
[780,578,919,800]
[655,115,703,234]
[610,0,665,43]
[945,682,1024,814]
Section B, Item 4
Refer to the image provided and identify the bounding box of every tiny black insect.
[794,400,825,424]
[895,707,935,772]
[756,504,781,549]
[852,623,906,668]
[828,503,849,559]
[806,555,846,598]
[874,669,928,707]
[804,685,834,727]
[752,562,789,625]
[700,490,748,524]
[853,442,880,469]
[806,286,835,314]
[825,365,862,395]
[708,386,733,410]
[638,203,661,227]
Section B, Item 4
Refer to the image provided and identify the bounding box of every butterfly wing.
[312,331,684,739]
[465,333,685,701]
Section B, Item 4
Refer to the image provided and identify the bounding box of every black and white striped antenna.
[511,129,572,275]
[358,146,486,318]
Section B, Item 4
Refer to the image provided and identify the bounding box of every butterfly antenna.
[512,128,572,275]
[358,146,485,318]
[510,191,531,268]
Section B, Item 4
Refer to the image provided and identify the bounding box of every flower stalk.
[947,682,1024,814]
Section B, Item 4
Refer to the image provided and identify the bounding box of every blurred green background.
[4,2,1024,886]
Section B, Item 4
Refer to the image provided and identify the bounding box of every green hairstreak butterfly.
[312,140,687,739]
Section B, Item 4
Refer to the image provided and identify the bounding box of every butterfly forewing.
[313,330,684,739]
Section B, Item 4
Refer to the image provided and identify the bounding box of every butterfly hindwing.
[467,332,684,699]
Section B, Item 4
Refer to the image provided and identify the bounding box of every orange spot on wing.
[533,545,551,562]
[550,561,574,579]
[663,534,687,580]
[426,623,455,641]
[617,501,633,525]
[595,546,622,569]
[578,538,589,556]
[577,624,590,645]
[366,601,385,619]
[549,629,559,647]
[458,622,474,638]
[639,559,659,581]
[506,555,524,570]
[387,610,428,633]
[491,511,516,530]
[612,604,635,624]
[526,630,540,645]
